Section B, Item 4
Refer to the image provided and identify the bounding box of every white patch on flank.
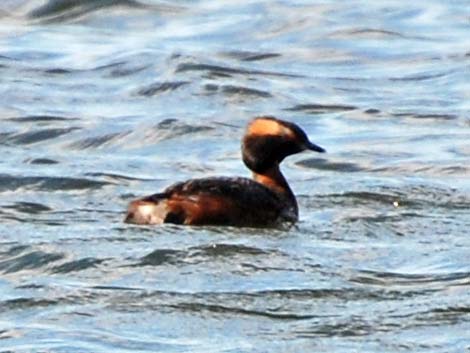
[131,201,169,224]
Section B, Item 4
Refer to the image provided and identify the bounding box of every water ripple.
[166,302,317,320]
[285,103,357,113]
[297,158,364,173]
[176,62,303,78]
[68,131,131,149]
[0,249,64,274]
[351,270,470,288]
[135,243,274,268]
[51,257,105,274]
[3,202,52,214]
[136,81,190,97]
[1,0,469,351]
[391,112,458,121]
[147,119,215,142]
[0,127,80,145]
[25,158,59,165]
[0,174,110,192]
[0,297,60,311]
[221,50,281,62]
[137,249,185,267]
[28,0,149,23]
[207,84,273,99]
[7,115,79,123]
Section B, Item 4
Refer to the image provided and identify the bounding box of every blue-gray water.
[1,1,469,352]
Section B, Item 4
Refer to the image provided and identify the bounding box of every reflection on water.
[0,0,469,352]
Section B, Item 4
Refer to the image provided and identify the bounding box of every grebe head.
[242,116,325,173]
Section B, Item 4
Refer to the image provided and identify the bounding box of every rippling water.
[1,0,469,352]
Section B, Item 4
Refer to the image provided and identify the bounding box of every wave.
[0,248,64,274]
[0,174,111,192]
[28,0,149,23]
[0,127,80,146]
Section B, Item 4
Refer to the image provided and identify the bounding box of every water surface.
[0,0,469,352]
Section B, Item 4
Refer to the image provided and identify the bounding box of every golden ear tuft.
[247,117,293,138]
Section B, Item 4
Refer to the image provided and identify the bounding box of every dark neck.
[252,164,298,215]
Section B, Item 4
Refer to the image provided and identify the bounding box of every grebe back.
[125,116,325,227]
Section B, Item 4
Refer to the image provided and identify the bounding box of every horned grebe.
[125,116,325,227]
